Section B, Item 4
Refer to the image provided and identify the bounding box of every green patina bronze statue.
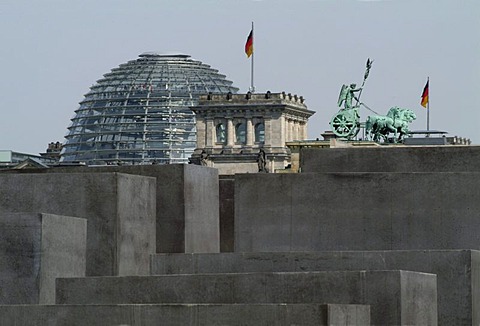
[338,84,362,110]
[366,107,416,143]
[330,58,416,143]
[330,86,361,139]
[330,59,372,139]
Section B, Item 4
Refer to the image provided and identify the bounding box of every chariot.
[330,106,361,139]
[329,59,416,143]
[330,83,362,139]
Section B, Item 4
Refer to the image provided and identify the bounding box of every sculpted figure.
[338,84,362,110]
[200,150,208,166]
[330,58,373,140]
[257,149,268,173]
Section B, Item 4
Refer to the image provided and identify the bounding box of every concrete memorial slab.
[0,173,156,276]
[235,172,480,252]
[7,164,220,254]
[300,146,480,173]
[219,175,235,252]
[0,212,86,304]
[0,303,369,326]
[152,250,478,325]
[56,270,436,325]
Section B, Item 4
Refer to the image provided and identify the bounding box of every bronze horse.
[366,107,416,142]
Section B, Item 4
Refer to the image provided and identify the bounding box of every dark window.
[216,123,226,143]
[235,123,246,144]
[255,123,265,143]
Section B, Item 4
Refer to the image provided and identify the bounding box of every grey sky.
[0,0,478,154]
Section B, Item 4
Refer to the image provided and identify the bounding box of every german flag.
[245,30,253,58]
[421,80,429,108]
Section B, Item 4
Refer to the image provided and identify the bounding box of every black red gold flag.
[421,80,429,108]
[245,30,253,58]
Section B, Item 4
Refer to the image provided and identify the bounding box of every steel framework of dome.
[61,53,239,164]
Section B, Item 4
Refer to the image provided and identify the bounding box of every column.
[195,118,206,148]
[285,117,290,142]
[288,119,294,142]
[246,118,253,147]
[227,118,234,147]
[279,115,286,145]
[293,121,299,141]
[205,118,215,147]
[302,122,308,140]
[264,117,272,147]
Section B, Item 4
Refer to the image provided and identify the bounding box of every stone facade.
[190,92,315,174]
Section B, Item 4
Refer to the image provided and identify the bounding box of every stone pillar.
[285,119,290,142]
[195,118,206,148]
[302,122,308,140]
[264,117,272,147]
[227,118,234,147]
[269,114,282,148]
[298,122,304,140]
[280,115,286,145]
[288,119,294,142]
[293,121,299,141]
[246,118,253,147]
[205,118,215,147]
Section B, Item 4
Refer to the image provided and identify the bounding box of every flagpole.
[250,21,255,93]
[426,77,430,131]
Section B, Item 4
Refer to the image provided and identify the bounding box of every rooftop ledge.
[199,91,306,104]
[139,52,191,59]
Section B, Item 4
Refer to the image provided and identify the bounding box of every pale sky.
[0,0,479,154]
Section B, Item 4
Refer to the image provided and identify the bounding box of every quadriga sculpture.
[365,107,416,143]
[330,59,373,140]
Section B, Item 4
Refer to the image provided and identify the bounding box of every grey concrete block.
[0,212,86,304]
[234,173,480,252]
[471,250,480,326]
[219,176,235,252]
[300,146,480,173]
[0,173,156,276]
[56,270,434,325]
[327,304,371,326]
[86,165,219,254]
[7,164,220,253]
[0,303,370,326]
[183,165,220,253]
[152,250,473,325]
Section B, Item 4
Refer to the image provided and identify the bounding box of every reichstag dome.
[60,53,239,164]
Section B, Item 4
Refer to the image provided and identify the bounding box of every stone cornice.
[191,91,315,118]
[191,92,315,119]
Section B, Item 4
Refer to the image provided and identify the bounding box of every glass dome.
[61,53,239,165]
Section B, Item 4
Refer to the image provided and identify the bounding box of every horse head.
[386,107,400,119]
[402,109,416,122]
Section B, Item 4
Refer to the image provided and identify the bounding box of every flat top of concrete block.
[154,249,480,257]
[60,269,436,281]
[300,146,480,173]
[0,212,86,225]
[0,303,368,308]
[0,171,154,178]
[0,164,217,174]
